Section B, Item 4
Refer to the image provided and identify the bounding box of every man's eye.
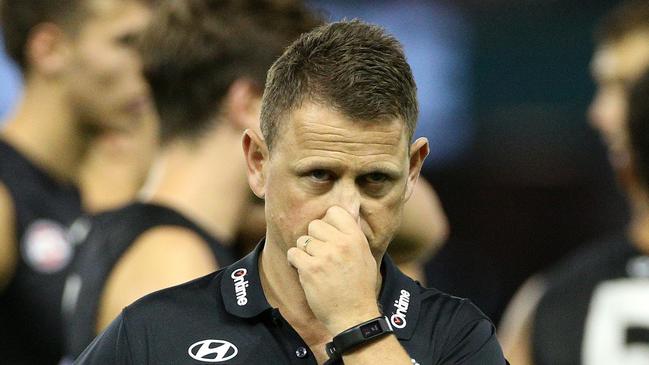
[309,169,332,182]
[364,173,388,184]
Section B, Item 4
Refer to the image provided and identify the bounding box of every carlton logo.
[22,219,73,273]
[188,339,238,362]
[390,289,411,329]
[231,268,249,306]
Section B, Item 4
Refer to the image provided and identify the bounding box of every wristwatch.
[325,316,394,360]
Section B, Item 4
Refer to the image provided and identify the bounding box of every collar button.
[295,346,308,358]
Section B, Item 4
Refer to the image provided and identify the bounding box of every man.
[75,19,507,365]
[65,0,450,357]
[499,1,649,364]
[63,0,322,358]
[0,0,155,363]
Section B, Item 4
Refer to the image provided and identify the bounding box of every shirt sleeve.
[73,312,133,365]
[438,300,508,365]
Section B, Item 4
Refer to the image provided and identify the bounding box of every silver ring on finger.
[302,237,313,254]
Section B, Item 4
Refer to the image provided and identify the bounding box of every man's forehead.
[280,103,409,155]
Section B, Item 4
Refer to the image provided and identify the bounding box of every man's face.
[261,102,424,261]
[589,30,649,172]
[64,0,152,132]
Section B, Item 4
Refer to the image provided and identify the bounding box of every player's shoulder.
[90,202,206,239]
[91,202,151,226]
[82,202,169,246]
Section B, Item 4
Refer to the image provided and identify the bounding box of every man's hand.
[287,206,382,335]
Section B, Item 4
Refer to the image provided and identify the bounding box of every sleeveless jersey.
[0,139,82,364]
[64,202,236,358]
[533,233,649,365]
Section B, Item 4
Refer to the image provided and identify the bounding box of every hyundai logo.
[188,339,238,362]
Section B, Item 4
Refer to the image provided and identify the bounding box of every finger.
[322,206,360,235]
[307,219,340,242]
[287,246,314,271]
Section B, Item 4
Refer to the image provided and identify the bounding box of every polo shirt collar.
[377,254,421,340]
[221,240,421,340]
[221,241,270,319]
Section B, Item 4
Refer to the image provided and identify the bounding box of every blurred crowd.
[0,0,648,364]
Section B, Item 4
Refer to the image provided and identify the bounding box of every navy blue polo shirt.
[75,241,507,364]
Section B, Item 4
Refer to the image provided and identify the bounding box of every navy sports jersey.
[64,202,236,359]
[533,233,649,365]
[0,139,83,364]
[75,241,507,365]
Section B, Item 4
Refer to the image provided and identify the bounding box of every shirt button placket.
[295,346,308,359]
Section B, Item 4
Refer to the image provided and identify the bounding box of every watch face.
[360,321,383,338]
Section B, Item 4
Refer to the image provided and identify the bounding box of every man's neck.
[1,77,88,184]
[141,123,250,243]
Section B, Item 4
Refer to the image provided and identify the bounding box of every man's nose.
[331,181,361,222]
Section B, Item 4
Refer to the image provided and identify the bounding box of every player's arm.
[96,226,217,333]
[0,182,18,291]
[389,178,448,282]
[498,275,546,365]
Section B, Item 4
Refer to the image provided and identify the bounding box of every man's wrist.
[325,316,394,361]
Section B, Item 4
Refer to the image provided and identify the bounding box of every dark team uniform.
[0,139,82,364]
[75,241,507,365]
[533,233,649,365]
[64,202,236,359]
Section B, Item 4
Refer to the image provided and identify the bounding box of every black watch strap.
[325,316,394,360]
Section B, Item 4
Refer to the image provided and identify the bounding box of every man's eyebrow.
[292,158,343,172]
[358,164,403,178]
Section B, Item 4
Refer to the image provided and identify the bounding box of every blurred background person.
[499,1,649,364]
[0,0,155,363]
[615,66,649,365]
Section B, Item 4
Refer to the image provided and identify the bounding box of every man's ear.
[405,137,429,201]
[242,129,268,199]
[226,79,263,132]
[25,23,71,77]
